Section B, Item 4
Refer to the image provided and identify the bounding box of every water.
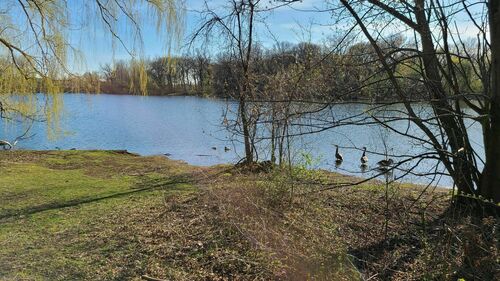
[0,93,485,187]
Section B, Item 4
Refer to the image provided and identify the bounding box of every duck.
[335,145,343,163]
[211,147,217,150]
[224,146,230,152]
[360,147,368,166]
[377,158,394,166]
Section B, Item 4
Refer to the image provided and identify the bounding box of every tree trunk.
[479,0,500,203]
[270,105,276,164]
[239,94,253,163]
[414,0,477,195]
[239,0,256,164]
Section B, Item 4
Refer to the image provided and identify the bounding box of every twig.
[141,275,168,281]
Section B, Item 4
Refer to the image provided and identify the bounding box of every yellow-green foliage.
[0,0,184,134]
[129,59,149,95]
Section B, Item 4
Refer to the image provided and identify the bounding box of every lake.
[0,93,485,187]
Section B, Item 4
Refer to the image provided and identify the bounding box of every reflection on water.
[0,93,485,187]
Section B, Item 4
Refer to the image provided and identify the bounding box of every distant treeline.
[65,39,482,101]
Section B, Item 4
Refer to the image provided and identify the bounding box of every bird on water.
[335,145,343,164]
[377,158,394,166]
[360,147,368,166]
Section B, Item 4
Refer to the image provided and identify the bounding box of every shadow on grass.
[349,203,499,280]
[0,175,192,222]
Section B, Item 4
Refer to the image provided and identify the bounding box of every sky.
[67,0,485,73]
[69,0,334,73]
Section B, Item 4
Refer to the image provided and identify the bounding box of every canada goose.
[335,145,343,163]
[377,158,394,166]
[0,140,13,150]
[224,146,230,152]
[376,165,391,173]
[360,147,368,166]
[0,138,21,151]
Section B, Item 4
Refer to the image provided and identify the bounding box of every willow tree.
[0,0,183,139]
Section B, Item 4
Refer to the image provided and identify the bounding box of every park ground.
[0,150,498,280]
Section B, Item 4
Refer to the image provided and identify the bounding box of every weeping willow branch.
[0,0,184,135]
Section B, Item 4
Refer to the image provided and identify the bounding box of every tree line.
[66,39,483,102]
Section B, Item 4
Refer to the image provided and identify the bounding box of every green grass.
[3,150,470,280]
[0,151,359,280]
[0,150,195,280]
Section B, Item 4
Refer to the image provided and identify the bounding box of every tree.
[192,0,261,163]
[483,0,500,203]
[193,50,212,94]
[328,0,498,203]
[0,0,183,133]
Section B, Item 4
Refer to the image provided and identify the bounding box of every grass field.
[0,150,497,280]
[0,151,201,280]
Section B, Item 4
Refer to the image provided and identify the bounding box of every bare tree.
[328,0,497,203]
[191,0,262,163]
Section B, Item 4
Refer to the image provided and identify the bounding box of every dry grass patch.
[195,167,499,281]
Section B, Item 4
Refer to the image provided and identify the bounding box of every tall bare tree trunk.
[270,105,276,164]
[240,0,256,164]
[480,0,500,203]
[240,94,253,163]
[414,0,477,195]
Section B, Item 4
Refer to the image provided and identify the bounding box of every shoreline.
[11,148,455,190]
[62,91,486,104]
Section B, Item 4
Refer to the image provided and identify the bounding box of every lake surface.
[0,93,485,187]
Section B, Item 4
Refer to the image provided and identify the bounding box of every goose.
[360,147,368,166]
[0,140,13,150]
[0,138,22,151]
[376,165,391,173]
[377,158,394,166]
[335,145,343,163]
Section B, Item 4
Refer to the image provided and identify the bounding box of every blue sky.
[70,0,334,72]
[69,0,484,73]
